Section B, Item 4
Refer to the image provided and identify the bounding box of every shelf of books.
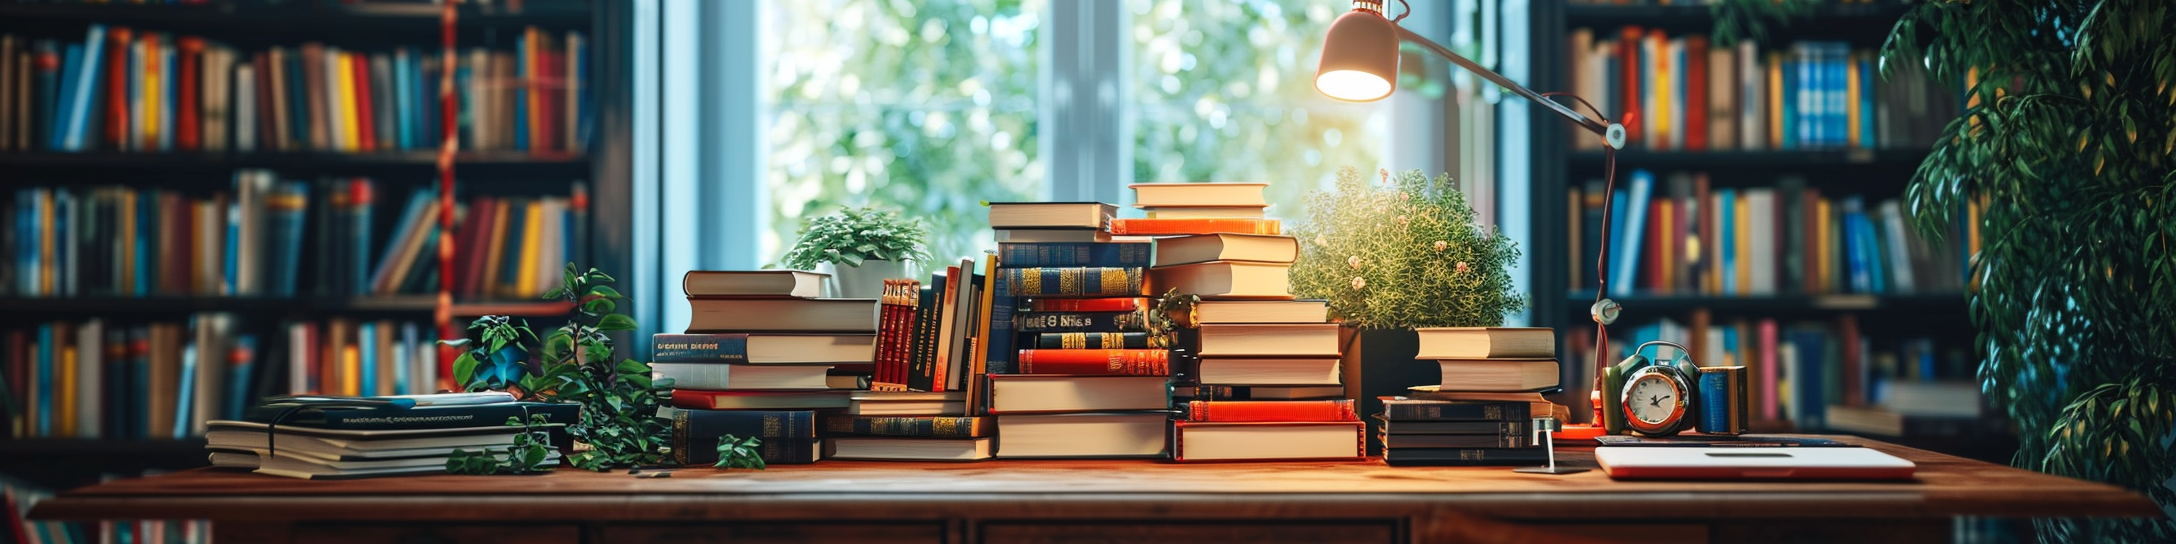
[1540,0,1999,456]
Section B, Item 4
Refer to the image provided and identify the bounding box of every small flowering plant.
[1289,167,1525,329]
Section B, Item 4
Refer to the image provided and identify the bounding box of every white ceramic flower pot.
[825,259,908,299]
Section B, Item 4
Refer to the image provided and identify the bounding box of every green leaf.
[452,353,480,388]
[588,285,623,299]
[599,314,638,331]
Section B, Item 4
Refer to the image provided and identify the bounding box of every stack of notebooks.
[1379,327,1567,466]
[204,392,577,479]
[656,270,875,466]
[986,201,1169,459]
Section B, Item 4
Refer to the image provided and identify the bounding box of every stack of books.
[204,392,578,479]
[656,270,871,466]
[986,202,1169,459]
[823,390,990,461]
[835,256,1000,461]
[1380,327,1565,466]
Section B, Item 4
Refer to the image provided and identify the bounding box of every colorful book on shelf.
[1186,399,1357,422]
[1015,349,1169,376]
[999,267,1145,298]
[1108,218,1279,236]
[995,241,1150,268]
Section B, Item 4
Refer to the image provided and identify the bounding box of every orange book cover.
[1618,26,1642,145]
[351,54,375,152]
[177,37,203,151]
[1108,218,1279,236]
[104,27,131,149]
[1015,349,1169,376]
[141,32,161,151]
[1684,35,1708,151]
[1187,400,1358,422]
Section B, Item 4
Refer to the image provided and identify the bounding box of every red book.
[103,27,132,150]
[253,52,277,150]
[453,196,490,297]
[176,37,204,151]
[1028,297,1147,313]
[1108,218,1280,236]
[1685,35,1709,151]
[670,389,850,410]
[1187,400,1358,422]
[1619,26,1643,146]
[1015,349,1169,376]
[350,54,375,152]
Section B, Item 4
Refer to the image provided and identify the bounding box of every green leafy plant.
[446,265,677,472]
[445,414,560,475]
[779,205,932,270]
[1290,167,1525,329]
[714,434,767,471]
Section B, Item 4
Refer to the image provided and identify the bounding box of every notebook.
[1594,446,1916,480]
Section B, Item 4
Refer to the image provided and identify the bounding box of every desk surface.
[29,436,2156,524]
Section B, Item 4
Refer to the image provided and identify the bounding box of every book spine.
[1382,447,1547,466]
[907,283,938,392]
[1385,420,1526,435]
[671,409,817,466]
[1187,400,1356,422]
[1381,402,1529,421]
[1107,218,1279,236]
[1000,267,1144,298]
[820,415,986,438]
[283,402,579,431]
[1026,297,1147,313]
[984,272,1016,375]
[995,242,1151,268]
[1016,349,1168,376]
[651,333,751,364]
[1386,434,1529,449]
[1010,311,1148,333]
[1033,332,1152,350]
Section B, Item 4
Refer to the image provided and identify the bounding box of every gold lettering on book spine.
[1062,334,1086,350]
[933,418,958,436]
[1102,268,1134,294]
[1018,269,1042,295]
[1058,269,1081,294]
[671,412,690,465]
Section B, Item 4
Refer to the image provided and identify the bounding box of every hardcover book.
[987,375,1168,414]
[681,270,829,298]
[1412,327,1554,359]
[658,407,819,466]
[1172,421,1365,462]
[826,437,993,461]
[1195,357,1343,386]
[652,333,877,365]
[1150,233,1298,267]
[1000,267,1145,298]
[1185,399,1357,422]
[1108,218,1280,236]
[996,241,1151,268]
[822,415,991,438]
[1016,349,1169,376]
[987,201,1117,229]
[1149,261,1292,299]
[1127,182,1269,208]
[994,412,1169,459]
[684,298,878,333]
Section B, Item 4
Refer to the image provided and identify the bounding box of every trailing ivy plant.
[446,265,678,472]
[1289,167,1525,329]
[714,435,766,471]
[445,414,559,475]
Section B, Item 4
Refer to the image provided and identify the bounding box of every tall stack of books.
[655,270,871,466]
[203,392,577,479]
[1115,183,1362,462]
[1381,327,1565,466]
[835,257,999,461]
[986,202,1169,459]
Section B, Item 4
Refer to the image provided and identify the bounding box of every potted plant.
[1289,167,1526,453]
[780,205,932,298]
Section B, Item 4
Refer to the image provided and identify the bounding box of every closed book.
[1176,384,1347,401]
[1016,349,1168,376]
[1433,359,1560,392]
[1382,446,1545,466]
[650,362,834,390]
[996,242,1150,268]
[1033,332,1153,350]
[994,228,1111,244]
[652,333,876,364]
[1127,182,1268,208]
[1173,421,1364,462]
[1196,357,1342,386]
[1108,218,1279,236]
[826,437,993,461]
[1186,400,1356,422]
[1378,398,1530,421]
[848,400,965,416]
[1412,327,1553,359]
[822,415,991,438]
[1150,261,1291,298]
[669,389,851,410]
[1193,299,1328,324]
[1151,233,1298,267]
[1000,267,1145,298]
[681,270,828,298]
[1011,310,1148,333]
[987,202,1117,229]
[988,375,1168,414]
[995,412,1169,458]
[1377,419,1526,435]
[1400,388,1557,418]
[1383,433,1528,449]
[659,407,819,466]
[1143,206,1267,219]
[1027,298,1147,313]
[1197,323,1339,357]
[685,298,877,333]
[240,401,578,431]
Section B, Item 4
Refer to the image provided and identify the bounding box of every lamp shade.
[1314,6,1400,102]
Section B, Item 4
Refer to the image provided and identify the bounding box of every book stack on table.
[986,202,1169,459]
[204,392,577,479]
[655,270,871,466]
[1380,327,1568,466]
[832,254,1002,461]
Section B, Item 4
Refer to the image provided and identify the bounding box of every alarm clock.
[1604,341,1701,437]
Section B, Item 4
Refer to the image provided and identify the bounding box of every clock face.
[1626,375,1681,426]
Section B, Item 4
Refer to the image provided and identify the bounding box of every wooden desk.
[29,436,2155,544]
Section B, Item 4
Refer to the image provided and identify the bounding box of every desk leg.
[214,521,293,544]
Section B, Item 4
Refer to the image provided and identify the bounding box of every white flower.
[1350,276,1367,290]
[1433,241,1448,252]
[1347,255,1363,270]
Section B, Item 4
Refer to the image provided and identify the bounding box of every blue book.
[369,189,431,294]
[274,183,310,297]
[286,51,310,150]
[513,42,529,152]
[134,190,153,296]
[223,200,240,295]
[1790,330,1827,431]
[1858,53,1878,149]
[359,322,378,396]
[175,344,196,439]
[159,44,174,151]
[226,335,256,421]
[352,181,374,296]
[36,324,53,436]
[54,191,71,297]
[1610,170,1654,296]
[574,34,592,149]
[1716,188,1737,294]
[49,45,83,150]
[1781,46,1800,150]
[391,49,411,151]
[1840,198,1872,293]
[397,323,417,395]
[1861,211,1888,293]
[996,242,1151,268]
[500,200,529,289]
[985,269,1017,375]
[60,25,107,151]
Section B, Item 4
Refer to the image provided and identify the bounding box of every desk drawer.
[600,522,946,544]
[979,521,1397,544]
[290,524,580,544]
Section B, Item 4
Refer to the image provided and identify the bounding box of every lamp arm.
[1396,26,1624,149]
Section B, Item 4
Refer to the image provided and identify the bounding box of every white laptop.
[1595,446,1917,480]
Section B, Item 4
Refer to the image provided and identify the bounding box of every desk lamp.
[1315,0,1629,429]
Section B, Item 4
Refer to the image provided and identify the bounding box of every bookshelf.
[0,0,634,491]
[1521,1,1994,454]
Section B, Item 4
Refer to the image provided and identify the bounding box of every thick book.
[1011,310,1148,333]
[1144,206,1267,219]
[239,401,578,431]
[652,333,876,364]
[995,412,1169,459]
[994,228,1112,244]
[1401,388,1557,418]
[685,298,877,333]
[1149,261,1291,298]
[1027,298,1147,313]
[1412,327,1554,359]
[1377,398,1531,422]
[826,437,993,461]
[681,270,828,298]
[1128,182,1269,208]
[1016,349,1169,376]
[996,241,1151,268]
[1033,332,1153,349]
[988,375,1169,414]
[1173,421,1364,462]
[1377,418,1527,436]
[822,415,992,438]
[1151,234,1298,267]
[1177,384,1347,401]
[1383,433,1528,449]
[987,202,1116,229]
[658,407,819,466]
[649,362,835,390]
[1108,218,1280,236]
[1000,267,1145,298]
[1194,299,1327,324]
[1196,357,1343,386]
[1186,400,1356,422]
[1381,446,1545,466]
[1433,359,1560,392]
[669,389,851,410]
[1196,323,1340,357]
